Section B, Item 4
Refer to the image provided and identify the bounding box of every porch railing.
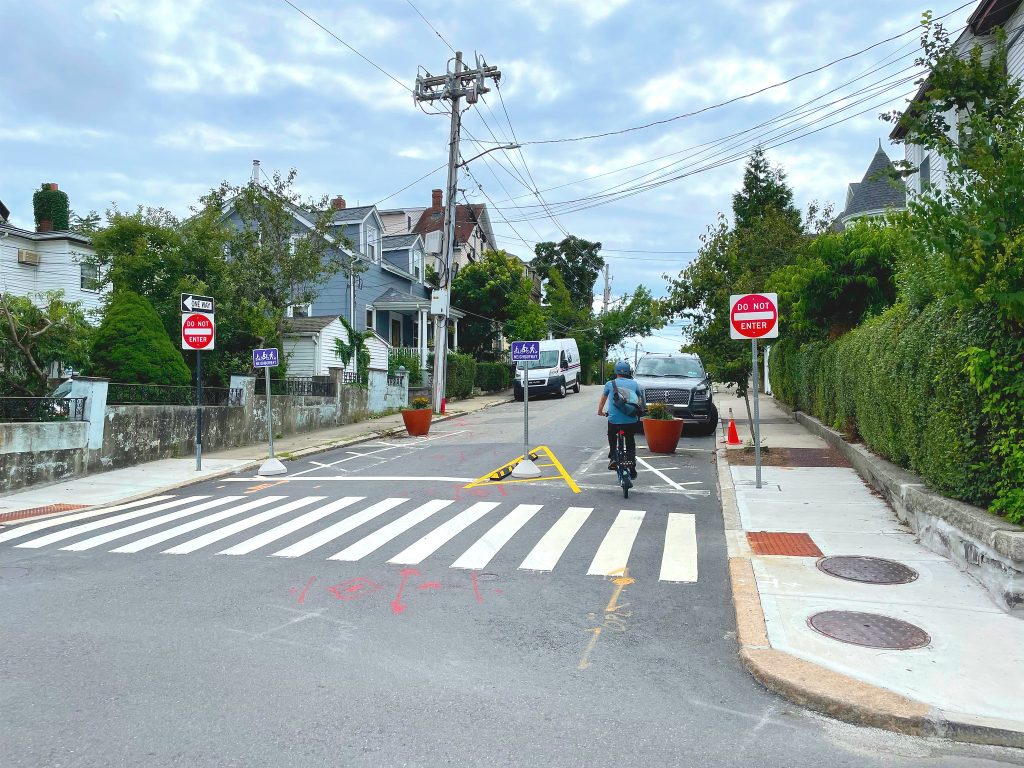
[0,397,86,422]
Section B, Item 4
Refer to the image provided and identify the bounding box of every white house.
[0,213,103,318]
[891,0,1024,196]
[283,315,391,377]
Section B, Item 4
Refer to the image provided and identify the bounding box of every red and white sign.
[730,293,778,339]
[181,312,215,350]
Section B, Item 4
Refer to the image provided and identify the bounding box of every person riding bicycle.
[597,360,642,478]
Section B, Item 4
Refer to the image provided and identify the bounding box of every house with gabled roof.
[832,143,906,231]
[412,188,497,278]
[889,0,1023,197]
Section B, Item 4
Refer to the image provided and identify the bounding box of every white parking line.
[635,456,684,490]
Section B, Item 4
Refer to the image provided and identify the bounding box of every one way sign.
[181,293,215,314]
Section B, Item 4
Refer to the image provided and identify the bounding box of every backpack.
[611,378,645,419]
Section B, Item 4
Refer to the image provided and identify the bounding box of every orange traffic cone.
[726,418,742,445]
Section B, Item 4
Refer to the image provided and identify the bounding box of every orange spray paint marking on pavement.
[578,568,635,670]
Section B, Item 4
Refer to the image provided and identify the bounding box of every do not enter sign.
[182,313,216,350]
[730,293,778,339]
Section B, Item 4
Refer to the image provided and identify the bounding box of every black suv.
[633,353,718,436]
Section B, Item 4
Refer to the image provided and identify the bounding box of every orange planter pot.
[402,408,432,436]
[642,417,684,453]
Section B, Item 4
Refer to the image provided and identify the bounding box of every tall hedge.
[446,352,477,399]
[770,299,996,507]
[89,291,192,386]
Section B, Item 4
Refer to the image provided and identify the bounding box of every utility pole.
[415,52,501,414]
[601,264,611,380]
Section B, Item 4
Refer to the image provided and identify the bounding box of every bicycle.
[614,428,633,498]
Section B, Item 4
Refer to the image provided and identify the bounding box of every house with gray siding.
[832,144,906,231]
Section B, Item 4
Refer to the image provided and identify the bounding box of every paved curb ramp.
[719,402,1024,749]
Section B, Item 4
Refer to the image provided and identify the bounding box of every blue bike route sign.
[253,348,279,368]
[510,341,540,362]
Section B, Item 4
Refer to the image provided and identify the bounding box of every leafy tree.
[70,210,102,235]
[0,291,92,395]
[532,235,604,310]
[88,290,191,386]
[204,168,358,349]
[884,17,1024,521]
[451,249,544,355]
[598,286,665,354]
[769,218,899,342]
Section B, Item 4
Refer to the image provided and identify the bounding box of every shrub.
[475,361,511,392]
[770,299,996,509]
[89,290,192,386]
[446,352,477,399]
[645,402,671,420]
[32,183,70,231]
[389,348,423,386]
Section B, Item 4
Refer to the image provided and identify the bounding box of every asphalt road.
[0,386,1019,767]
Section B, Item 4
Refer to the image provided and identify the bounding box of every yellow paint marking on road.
[577,567,632,671]
[578,627,602,670]
[465,445,580,493]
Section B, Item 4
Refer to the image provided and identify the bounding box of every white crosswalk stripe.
[519,506,593,573]
[218,497,364,556]
[451,504,542,570]
[388,502,500,565]
[110,496,289,553]
[16,496,212,549]
[1,494,702,582]
[272,497,399,558]
[660,513,698,583]
[0,496,175,544]
[587,510,645,576]
[162,497,325,554]
[330,499,452,561]
[61,496,248,551]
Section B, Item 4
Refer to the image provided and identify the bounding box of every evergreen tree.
[531,235,604,310]
[731,146,802,232]
[89,291,191,386]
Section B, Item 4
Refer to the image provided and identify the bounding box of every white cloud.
[155,123,261,151]
[637,58,792,113]
[506,0,632,30]
[503,59,567,103]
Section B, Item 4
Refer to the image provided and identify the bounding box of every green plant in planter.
[645,402,672,420]
[410,396,431,410]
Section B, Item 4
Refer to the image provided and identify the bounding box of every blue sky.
[1,0,973,354]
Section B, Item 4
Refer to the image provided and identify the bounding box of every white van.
[513,338,582,400]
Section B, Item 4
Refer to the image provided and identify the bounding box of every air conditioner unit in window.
[17,249,40,265]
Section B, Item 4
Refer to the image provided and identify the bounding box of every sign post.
[510,341,541,478]
[181,295,216,472]
[730,293,779,490]
[253,348,285,476]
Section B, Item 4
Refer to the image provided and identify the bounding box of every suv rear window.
[635,357,704,378]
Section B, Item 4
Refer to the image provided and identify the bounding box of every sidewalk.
[0,392,512,521]
[720,395,1024,747]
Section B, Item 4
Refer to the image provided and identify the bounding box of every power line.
[278,0,412,93]
[471,0,978,147]
[403,0,456,54]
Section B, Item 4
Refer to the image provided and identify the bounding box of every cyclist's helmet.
[613,360,632,376]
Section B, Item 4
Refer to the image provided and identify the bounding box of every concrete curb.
[1,397,513,528]
[717,447,1024,749]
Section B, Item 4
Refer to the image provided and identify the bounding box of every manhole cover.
[808,611,930,650]
[817,556,918,585]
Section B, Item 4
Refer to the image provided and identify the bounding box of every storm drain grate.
[747,531,823,557]
[817,556,918,585]
[0,503,88,524]
[808,610,930,650]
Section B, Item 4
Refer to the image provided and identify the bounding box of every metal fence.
[106,383,242,407]
[0,397,86,422]
[254,377,335,397]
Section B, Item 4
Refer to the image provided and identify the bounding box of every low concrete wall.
[791,407,1024,615]
[368,370,408,413]
[0,422,90,493]
[97,387,370,470]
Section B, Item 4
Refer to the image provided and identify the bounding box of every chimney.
[432,188,442,208]
[331,195,346,210]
